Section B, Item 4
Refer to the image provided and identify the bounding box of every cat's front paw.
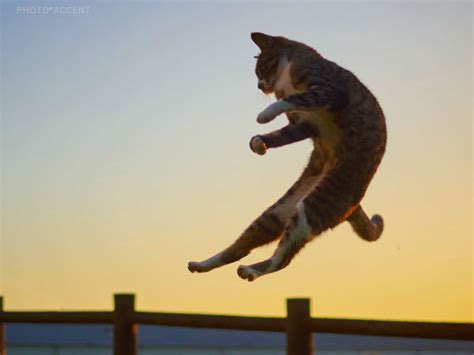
[257,104,279,124]
[257,100,292,124]
[249,136,267,155]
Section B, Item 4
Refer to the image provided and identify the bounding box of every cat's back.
[293,55,385,146]
[275,49,386,152]
[283,51,386,198]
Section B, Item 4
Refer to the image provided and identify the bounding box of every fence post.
[0,296,5,355]
[113,294,137,355]
[286,298,313,355]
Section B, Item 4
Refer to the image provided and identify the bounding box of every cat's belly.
[297,109,342,165]
[273,59,342,165]
[274,58,342,166]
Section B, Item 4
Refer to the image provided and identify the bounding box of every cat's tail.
[347,205,384,242]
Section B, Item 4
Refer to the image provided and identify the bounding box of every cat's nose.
[258,82,265,90]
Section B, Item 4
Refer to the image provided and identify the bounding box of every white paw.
[250,136,267,155]
[257,103,280,124]
[257,100,292,124]
[237,265,261,282]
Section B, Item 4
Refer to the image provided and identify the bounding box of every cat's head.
[251,32,319,94]
[251,32,285,94]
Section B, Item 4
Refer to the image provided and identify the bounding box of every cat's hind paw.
[237,265,261,282]
[188,261,210,273]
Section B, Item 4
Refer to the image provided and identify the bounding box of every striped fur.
[188,33,387,281]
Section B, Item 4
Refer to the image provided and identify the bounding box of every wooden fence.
[0,293,473,355]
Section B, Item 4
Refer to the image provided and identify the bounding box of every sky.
[1,1,472,323]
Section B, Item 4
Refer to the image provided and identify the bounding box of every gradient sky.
[1,1,472,323]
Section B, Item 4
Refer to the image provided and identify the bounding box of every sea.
[5,347,474,355]
[5,324,474,355]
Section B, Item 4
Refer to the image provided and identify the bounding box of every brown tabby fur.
[188,33,387,281]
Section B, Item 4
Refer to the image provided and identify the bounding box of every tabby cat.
[188,33,387,281]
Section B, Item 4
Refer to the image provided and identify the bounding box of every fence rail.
[0,293,473,355]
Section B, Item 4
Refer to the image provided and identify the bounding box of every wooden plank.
[0,297,4,355]
[134,311,285,331]
[286,298,313,355]
[113,294,137,355]
[308,318,474,340]
[0,311,113,324]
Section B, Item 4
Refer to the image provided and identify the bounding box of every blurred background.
[1,0,472,330]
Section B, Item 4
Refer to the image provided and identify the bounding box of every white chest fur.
[273,58,341,158]
[274,58,299,97]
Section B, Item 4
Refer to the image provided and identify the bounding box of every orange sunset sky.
[1,1,472,323]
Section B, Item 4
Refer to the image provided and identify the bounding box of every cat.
[188,32,387,281]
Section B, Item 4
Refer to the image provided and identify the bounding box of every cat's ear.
[251,32,274,50]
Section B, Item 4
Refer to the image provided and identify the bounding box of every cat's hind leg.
[188,180,312,273]
[188,165,322,274]
[237,201,314,281]
[237,169,356,281]
[188,209,284,273]
[347,205,384,242]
